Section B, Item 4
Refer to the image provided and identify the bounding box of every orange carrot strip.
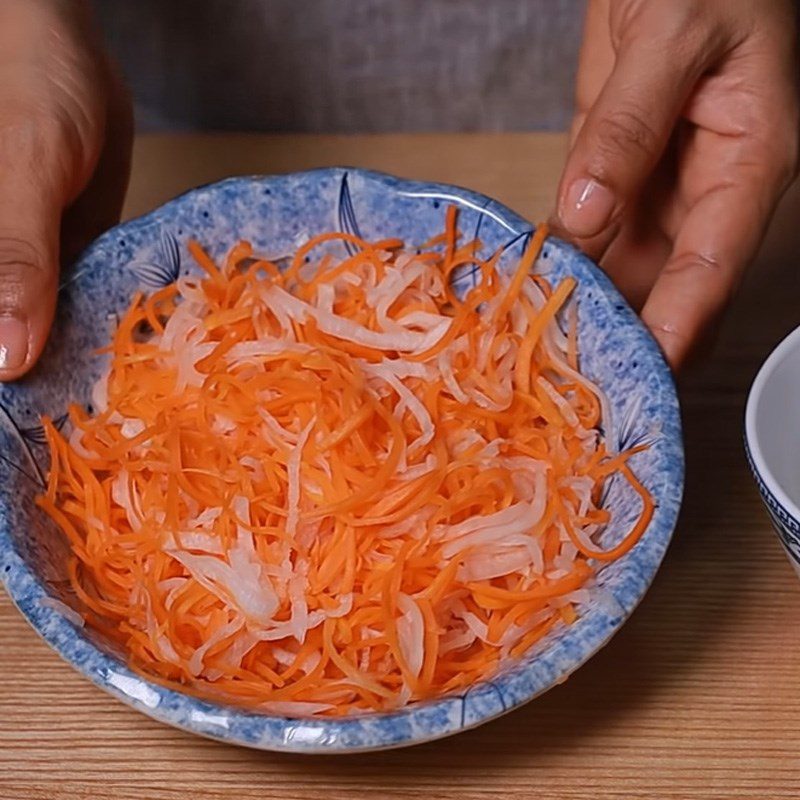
[37,208,653,716]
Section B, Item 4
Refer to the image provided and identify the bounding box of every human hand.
[0,0,132,381]
[555,0,799,367]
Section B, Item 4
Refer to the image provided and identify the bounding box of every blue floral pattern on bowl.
[744,439,800,567]
[0,169,684,752]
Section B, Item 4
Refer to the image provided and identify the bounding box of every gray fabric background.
[92,0,586,133]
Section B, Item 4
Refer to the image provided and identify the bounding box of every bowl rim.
[0,167,684,752]
[745,323,800,522]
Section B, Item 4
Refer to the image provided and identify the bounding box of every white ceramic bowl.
[745,325,800,576]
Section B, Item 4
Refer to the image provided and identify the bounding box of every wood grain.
[2,133,800,800]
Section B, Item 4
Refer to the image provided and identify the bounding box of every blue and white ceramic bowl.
[0,169,683,752]
[746,325,800,578]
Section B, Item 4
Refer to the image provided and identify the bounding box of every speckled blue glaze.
[0,169,683,752]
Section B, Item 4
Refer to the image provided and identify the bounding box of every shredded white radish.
[188,616,245,677]
[263,285,452,353]
[42,222,648,719]
[397,593,425,679]
[260,701,336,716]
[286,417,316,537]
[168,549,279,625]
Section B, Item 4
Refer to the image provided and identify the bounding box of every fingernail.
[0,314,30,371]
[559,178,615,238]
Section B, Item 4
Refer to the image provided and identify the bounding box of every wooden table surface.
[2,133,800,800]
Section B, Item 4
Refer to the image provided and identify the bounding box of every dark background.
[91,0,584,132]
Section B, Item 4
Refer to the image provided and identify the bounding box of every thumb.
[0,121,62,381]
[555,10,721,245]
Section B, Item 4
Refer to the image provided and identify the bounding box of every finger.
[598,135,682,306]
[556,7,723,246]
[0,119,62,380]
[600,218,672,311]
[569,111,586,149]
[0,1,104,380]
[573,0,614,137]
[552,0,612,234]
[61,60,133,264]
[642,171,785,369]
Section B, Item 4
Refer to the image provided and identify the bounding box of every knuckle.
[0,113,46,160]
[660,251,739,306]
[625,0,720,45]
[662,251,725,279]
[0,100,88,193]
[653,320,692,350]
[0,236,48,273]
[622,0,706,49]
[0,237,50,309]
[0,113,65,190]
[592,107,660,167]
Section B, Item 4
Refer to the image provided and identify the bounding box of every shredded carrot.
[38,209,654,716]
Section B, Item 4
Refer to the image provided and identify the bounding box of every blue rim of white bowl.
[745,324,800,564]
[0,168,684,752]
